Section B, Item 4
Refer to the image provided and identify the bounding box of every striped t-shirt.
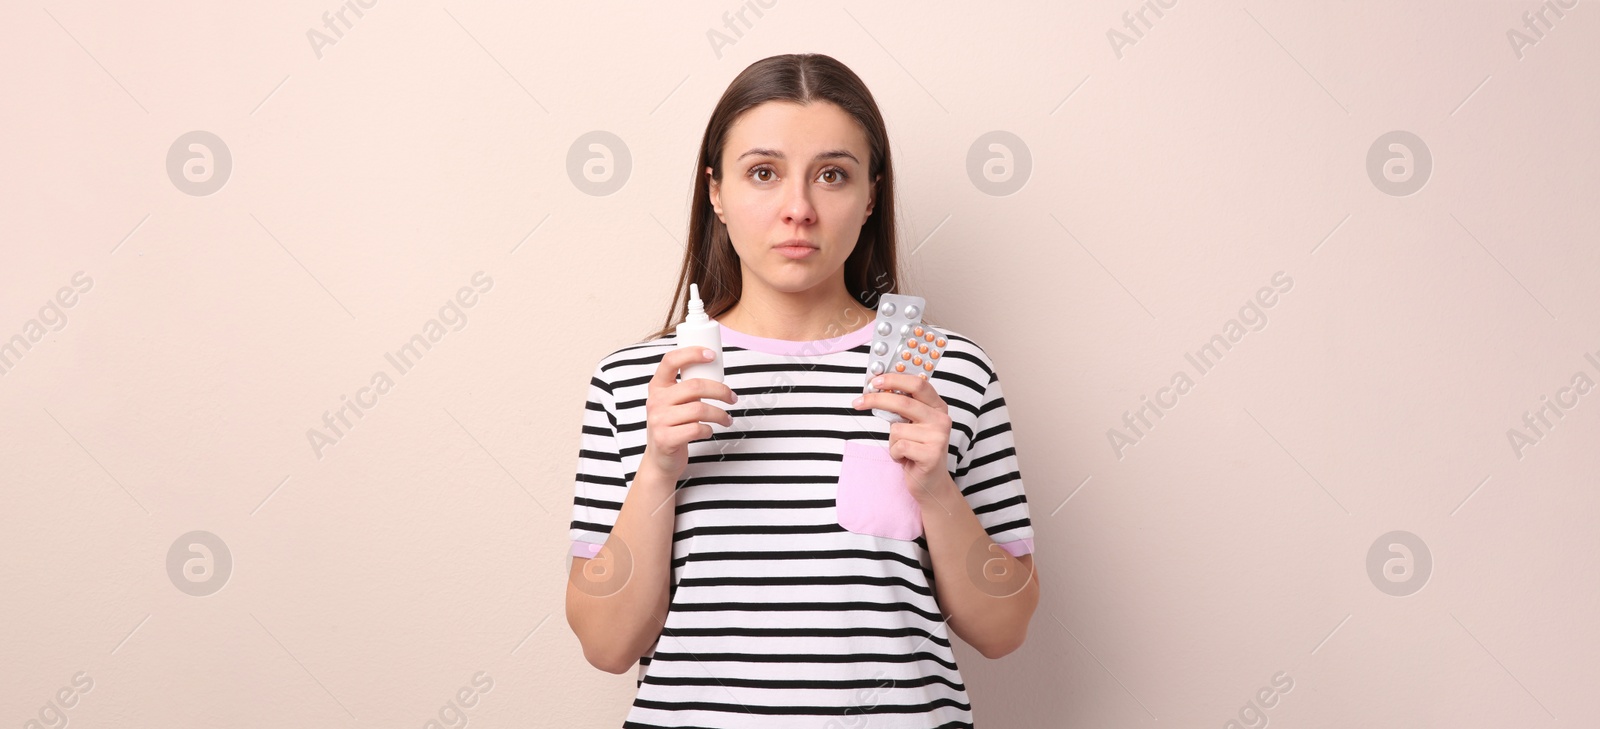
[568,318,1036,728]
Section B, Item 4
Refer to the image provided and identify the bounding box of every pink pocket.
[835,440,924,541]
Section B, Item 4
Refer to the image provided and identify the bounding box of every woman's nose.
[781,179,816,225]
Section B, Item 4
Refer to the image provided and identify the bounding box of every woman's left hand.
[851,373,958,507]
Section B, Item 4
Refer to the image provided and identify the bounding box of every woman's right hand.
[641,347,738,479]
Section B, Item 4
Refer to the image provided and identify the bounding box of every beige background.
[2,1,1596,727]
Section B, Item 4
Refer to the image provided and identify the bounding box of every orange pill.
[923,361,934,371]
[894,362,906,372]
[923,332,935,342]
[918,372,928,379]
[900,350,912,360]
[918,344,928,354]
[929,350,940,359]
[912,355,923,366]
[905,338,918,349]
[913,325,924,337]
[935,337,947,347]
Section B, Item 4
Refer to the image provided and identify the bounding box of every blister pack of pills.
[861,294,949,423]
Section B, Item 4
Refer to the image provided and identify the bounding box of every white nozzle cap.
[686,283,707,321]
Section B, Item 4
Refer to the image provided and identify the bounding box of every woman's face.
[708,101,877,295]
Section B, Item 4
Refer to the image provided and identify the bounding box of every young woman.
[566,53,1039,728]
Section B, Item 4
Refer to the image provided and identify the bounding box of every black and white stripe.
[569,324,1035,728]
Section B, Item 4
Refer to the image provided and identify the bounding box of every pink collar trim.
[717,320,874,356]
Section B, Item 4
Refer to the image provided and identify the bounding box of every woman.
[566,52,1039,728]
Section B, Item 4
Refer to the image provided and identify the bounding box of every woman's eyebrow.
[736,147,860,164]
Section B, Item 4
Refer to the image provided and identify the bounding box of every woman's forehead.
[725,101,869,161]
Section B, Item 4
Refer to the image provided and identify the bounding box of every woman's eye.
[748,166,848,184]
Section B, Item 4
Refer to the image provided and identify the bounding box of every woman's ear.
[863,174,880,223]
[706,166,724,220]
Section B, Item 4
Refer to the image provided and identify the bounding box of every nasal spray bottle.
[675,283,723,385]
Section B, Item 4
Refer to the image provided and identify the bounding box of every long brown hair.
[645,53,902,342]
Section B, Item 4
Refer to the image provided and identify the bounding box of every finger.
[856,388,932,423]
[651,347,717,392]
[665,420,714,445]
[663,400,733,428]
[675,378,738,407]
[661,376,737,408]
[698,400,735,427]
[870,373,943,410]
[889,421,934,447]
[888,431,938,460]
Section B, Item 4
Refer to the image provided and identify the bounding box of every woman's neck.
[718,297,874,342]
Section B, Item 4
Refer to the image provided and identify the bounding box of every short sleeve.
[953,359,1036,557]
[568,358,629,559]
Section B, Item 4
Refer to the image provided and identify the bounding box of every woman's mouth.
[775,244,818,259]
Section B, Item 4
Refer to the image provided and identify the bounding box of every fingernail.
[851,396,863,408]
[871,376,884,388]
[704,349,715,359]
